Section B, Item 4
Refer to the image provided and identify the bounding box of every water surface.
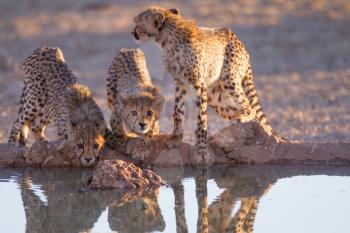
[1,165,350,233]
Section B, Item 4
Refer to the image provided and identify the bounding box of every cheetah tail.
[242,65,286,142]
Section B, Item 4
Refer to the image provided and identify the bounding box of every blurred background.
[0,0,349,144]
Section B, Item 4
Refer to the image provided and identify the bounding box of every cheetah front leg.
[110,111,125,137]
[55,112,68,140]
[127,121,158,161]
[193,82,214,166]
[55,110,72,152]
[166,83,188,148]
[195,170,209,233]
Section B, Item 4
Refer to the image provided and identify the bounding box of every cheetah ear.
[120,94,130,107]
[152,12,165,29]
[169,8,180,15]
[153,95,165,112]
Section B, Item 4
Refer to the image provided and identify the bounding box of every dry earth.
[0,0,349,144]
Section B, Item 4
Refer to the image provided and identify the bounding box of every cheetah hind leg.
[8,117,29,147]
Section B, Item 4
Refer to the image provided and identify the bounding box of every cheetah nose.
[139,122,146,129]
[85,158,92,163]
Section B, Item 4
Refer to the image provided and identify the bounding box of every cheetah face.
[120,94,164,137]
[68,121,106,166]
[132,7,179,42]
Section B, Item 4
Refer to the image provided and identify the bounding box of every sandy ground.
[0,0,349,144]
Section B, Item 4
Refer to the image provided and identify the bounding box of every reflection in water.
[20,169,111,233]
[108,190,165,232]
[172,180,188,233]
[2,165,350,232]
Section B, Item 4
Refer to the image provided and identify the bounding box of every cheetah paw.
[192,146,215,167]
[127,137,151,162]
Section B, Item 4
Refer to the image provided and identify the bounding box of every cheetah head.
[132,7,180,42]
[66,84,107,166]
[120,89,164,137]
[68,120,106,166]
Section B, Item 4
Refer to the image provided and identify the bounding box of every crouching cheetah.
[106,48,164,154]
[8,47,106,166]
[133,7,284,166]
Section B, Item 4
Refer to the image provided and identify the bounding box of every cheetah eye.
[131,111,138,116]
[146,111,153,117]
[93,143,99,150]
[76,144,84,150]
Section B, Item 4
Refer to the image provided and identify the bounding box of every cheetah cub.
[106,48,164,141]
[8,47,106,166]
[133,7,284,166]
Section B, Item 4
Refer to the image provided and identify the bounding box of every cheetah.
[106,48,164,140]
[7,47,106,166]
[132,7,284,165]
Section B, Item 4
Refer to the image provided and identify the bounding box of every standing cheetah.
[132,7,284,165]
[106,48,164,140]
[8,47,106,166]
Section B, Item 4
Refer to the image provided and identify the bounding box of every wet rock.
[88,160,166,189]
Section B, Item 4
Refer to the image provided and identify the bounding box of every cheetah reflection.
[19,169,111,233]
[108,190,165,233]
[19,169,165,233]
[170,168,275,233]
[207,167,274,233]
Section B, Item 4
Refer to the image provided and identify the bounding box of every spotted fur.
[7,47,106,166]
[106,48,164,140]
[133,7,284,165]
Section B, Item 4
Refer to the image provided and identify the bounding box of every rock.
[209,121,276,153]
[23,141,81,167]
[88,160,166,189]
[24,141,47,165]
[2,122,350,168]
[153,147,184,167]
[0,143,26,166]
